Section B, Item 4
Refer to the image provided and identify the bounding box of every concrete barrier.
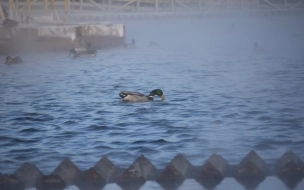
[76,167,106,190]
[93,156,121,183]
[0,174,24,190]
[36,175,66,190]
[234,150,269,189]
[52,158,81,186]
[0,151,303,190]
[275,151,304,190]
[195,154,229,190]
[14,163,43,188]
[117,154,158,190]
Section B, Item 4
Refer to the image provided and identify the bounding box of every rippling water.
[1,16,304,174]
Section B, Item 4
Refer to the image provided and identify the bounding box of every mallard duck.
[123,39,136,48]
[254,42,264,53]
[69,42,97,58]
[70,42,92,54]
[119,89,165,102]
[69,48,97,59]
[5,56,23,64]
[149,41,159,47]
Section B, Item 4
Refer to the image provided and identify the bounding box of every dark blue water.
[1,16,304,174]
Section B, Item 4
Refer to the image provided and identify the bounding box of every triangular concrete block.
[94,156,120,183]
[14,162,43,188]
[52,158,81,185]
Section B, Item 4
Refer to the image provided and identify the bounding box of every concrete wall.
[0,23,125,54]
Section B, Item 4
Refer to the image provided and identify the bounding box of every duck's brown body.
[119,89,165,102]
[5,56,23,64]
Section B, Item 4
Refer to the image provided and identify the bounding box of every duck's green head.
[5,56,12,64]
[149,89,165,101]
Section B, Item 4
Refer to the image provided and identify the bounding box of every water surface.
[1,16,304,174]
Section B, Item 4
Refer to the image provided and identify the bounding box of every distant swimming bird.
[5,56,23,64]
[254,42,264,53]
[69,48,97,59]
[123,39,136,48]
[69,42,97,58]
[3,18,18,28]
[69,42,93,54]
[119,89,165,102]
[149,41,159,47]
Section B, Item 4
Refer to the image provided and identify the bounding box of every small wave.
[0,136,13,141]
[24,112,40,116]
[95,110,110,114]
[137,148,159,154]
[253,143,274,150]
[10,148,38,153]
[89,125,108,130]
[132,140,147,144]
[20,128,42,133]
[111,141,125,145]
[246,111,267,115]
[211,120,223,124]
[10,138,39,144]
[5,102,24,105]
[263,140,293,146]
[63,120,77,125]
[152,139,168,144]
[223,113,240,118]
[11,114,54,122]
[131,139,168,145]
[279,108,299,113]
[11,117,34,121]
[60,131,81,137]
[95,145,113,150]
[258,116,273,121]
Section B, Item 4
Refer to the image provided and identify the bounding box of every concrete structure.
[0,23,125,54]
[0,150,304,190]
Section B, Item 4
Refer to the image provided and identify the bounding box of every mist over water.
[1,16,304,174]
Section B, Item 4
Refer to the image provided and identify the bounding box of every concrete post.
[0,4,5,21]
[155,0,158,12]
[44,0,48,15]
[137,0,140,12]
[109,0,112,12]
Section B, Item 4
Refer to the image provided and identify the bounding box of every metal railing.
[1,0,304,22]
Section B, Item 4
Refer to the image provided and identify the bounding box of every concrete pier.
[0,23,125,54]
